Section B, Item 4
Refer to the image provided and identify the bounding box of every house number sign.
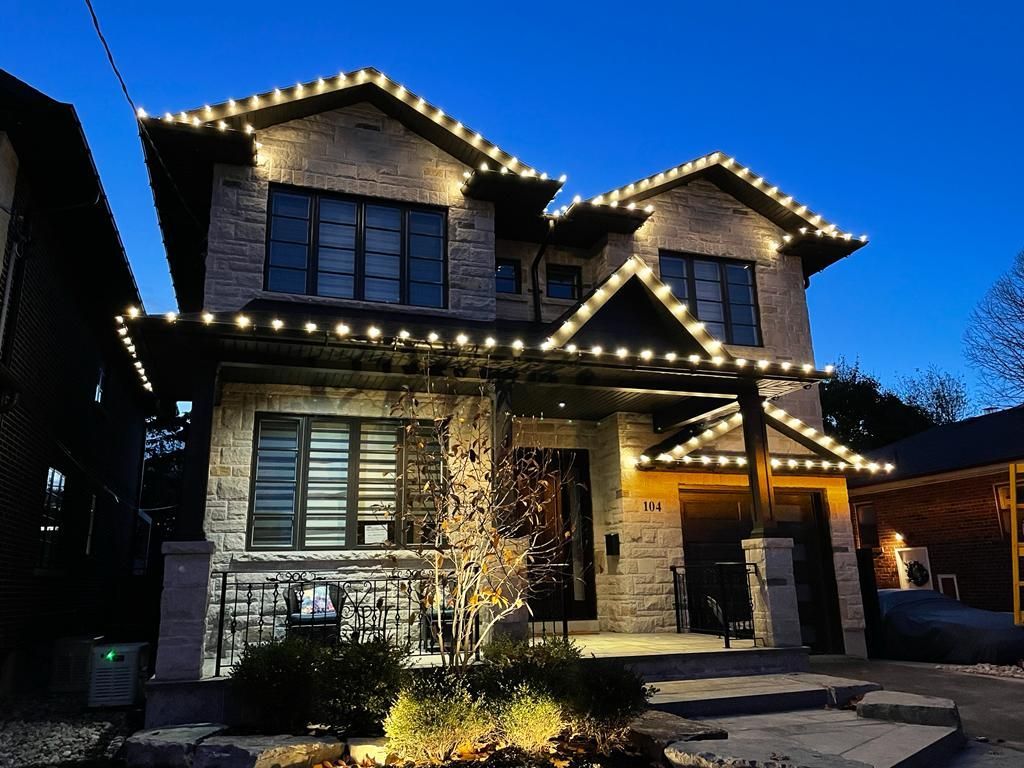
[642,500,664,512]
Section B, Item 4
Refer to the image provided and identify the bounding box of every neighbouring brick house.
[0,71,150,691]
[850,406,1024,613]
[126,68,886,717]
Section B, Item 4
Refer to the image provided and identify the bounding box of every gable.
[548,256,729,359]
[563,276,708,357]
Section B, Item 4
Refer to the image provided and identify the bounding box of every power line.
[82,0,206,236]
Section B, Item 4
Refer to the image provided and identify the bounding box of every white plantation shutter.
[303,421,350,548]
[250,419,301,548]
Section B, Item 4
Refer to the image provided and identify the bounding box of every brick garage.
[851,470,1012,612]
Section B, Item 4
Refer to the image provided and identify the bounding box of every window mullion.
[355,202,365,301]
[401,208,409,305]
[719,261,734,345]
[308,195,318,297]
[345,420,362,548]
[294,417,310,550]
[686,256,698,322]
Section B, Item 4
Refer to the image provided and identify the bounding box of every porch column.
[153,540,216,681]
[742,537,803,647]
[738,387,776,536]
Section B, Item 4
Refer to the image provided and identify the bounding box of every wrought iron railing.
[211,569,479,675]
[670,562,758,648]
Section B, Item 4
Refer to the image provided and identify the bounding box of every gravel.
[0,696,138,768]
[940,663,1024,681]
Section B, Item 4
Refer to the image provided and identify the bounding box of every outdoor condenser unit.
[50,635,102,693]
[88,642,149,707]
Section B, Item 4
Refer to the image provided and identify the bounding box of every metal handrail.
[670,561,758,648]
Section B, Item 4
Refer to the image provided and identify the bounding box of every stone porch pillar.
[742,537,802,647]
[154,540,216,681]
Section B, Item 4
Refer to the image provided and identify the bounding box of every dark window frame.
[39,466,66,567]
[658,251,763,347]
[853,501,880,549]
[264,184,449,309]
[495,258,522,295]
[246,413,444,551]
[546,263,582,301]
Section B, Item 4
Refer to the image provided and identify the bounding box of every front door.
[525,449,597,622]
[679,488,843,653]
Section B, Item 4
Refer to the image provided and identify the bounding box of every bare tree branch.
[965,249,1024,407]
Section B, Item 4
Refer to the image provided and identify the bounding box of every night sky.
[4,1,1022,402]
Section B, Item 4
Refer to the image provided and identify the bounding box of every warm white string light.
[120,309,836,383]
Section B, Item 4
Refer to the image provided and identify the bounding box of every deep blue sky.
[4,2,1022,401]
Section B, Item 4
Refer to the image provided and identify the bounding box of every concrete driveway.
[810,656,1024,764]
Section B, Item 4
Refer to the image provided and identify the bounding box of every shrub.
[384,675,493,763]
[478,636,582,699]
[230,635,326,733]
[496,685,564,754]
[563,660,655,752]
[317,638,410,735]
[230,636,409,735]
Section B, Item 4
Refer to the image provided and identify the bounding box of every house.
[0,71,150,692]
[849,406,1024,613]
[127,68,887,720]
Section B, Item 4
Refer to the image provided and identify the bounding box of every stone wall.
[590,179,823,429]
[494,239,593,323]
[203,103,495,320]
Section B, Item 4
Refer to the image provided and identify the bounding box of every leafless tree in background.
[896,365,972,424]
[965,250,1024,407]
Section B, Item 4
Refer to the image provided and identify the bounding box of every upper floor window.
[659,252,761,346]
[495,259,521,294]
[266,187,446,308]
[546,264,581,301]
[249,415,443,550]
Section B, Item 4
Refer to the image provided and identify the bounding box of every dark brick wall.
[852,472,1011,612]
[0,168,147,688]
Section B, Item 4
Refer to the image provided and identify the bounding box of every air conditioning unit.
[88,642,149,707]
[51,635,102,693]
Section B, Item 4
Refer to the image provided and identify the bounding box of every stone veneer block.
[155,541,216,682]
[742,537,802,648]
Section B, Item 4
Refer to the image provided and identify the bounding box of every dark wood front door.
[679,488,844,653]
[525,449,596,622]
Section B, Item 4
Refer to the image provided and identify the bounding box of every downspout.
[530,219,555,323]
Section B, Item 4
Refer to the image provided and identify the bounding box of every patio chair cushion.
[297,585,336,616]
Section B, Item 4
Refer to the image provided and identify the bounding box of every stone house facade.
[131,68,880,690]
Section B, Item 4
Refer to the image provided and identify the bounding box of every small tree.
[819,358,934,452]
[964,249,1024,407]
[896,365,971,424]
[390,384,572,676]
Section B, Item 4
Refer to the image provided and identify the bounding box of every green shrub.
[384,676,493,763]
[496,685,564,754]
[478,636,582,699]
[230,635,325,733]
[230,636,409,735]
[563,660,655,752]
[317,638,410,735]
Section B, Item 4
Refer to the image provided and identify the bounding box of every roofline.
[849,459,1021,495]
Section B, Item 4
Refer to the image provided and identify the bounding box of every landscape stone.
[629,710,726,761]
[856,690,962,729]
[193,735,343,768]
[125,723,228,767]
[347,736,392,765]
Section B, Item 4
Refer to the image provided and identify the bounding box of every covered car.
[879,588,1024,665]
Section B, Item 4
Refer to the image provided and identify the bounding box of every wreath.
[905,559,930,587]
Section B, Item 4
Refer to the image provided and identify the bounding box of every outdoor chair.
[284,583,344,643]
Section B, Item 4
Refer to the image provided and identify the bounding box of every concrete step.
[648,672,881,718]
[611,645,811,682]
[670,709,964,768]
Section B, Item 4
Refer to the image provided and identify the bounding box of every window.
[495,259,521,294]
[266,187,446,308]
[39,467,65,567]
[853,502,880,549]
[546,264,581,300]
[659,252,761,346]
[94,367,105,404]
[249,415,443,549]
